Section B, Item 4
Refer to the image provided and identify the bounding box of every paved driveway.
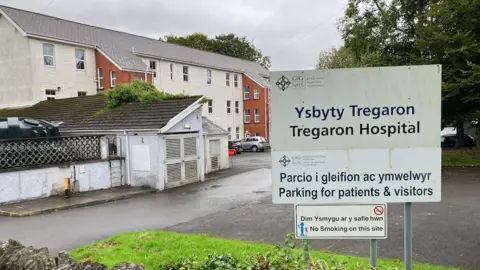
[169,167,480,269]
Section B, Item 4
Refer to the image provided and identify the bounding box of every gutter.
[134,52,242,73]
[27,33,96,49]
[62,129,161,134]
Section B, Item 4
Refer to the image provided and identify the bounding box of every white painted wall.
[204,134,230,174]
[29,38,97,102]
[0,15,33,108]
[0,161,113,204]
[143,58,244,140]
[127,133,163,189]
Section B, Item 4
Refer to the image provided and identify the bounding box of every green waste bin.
[0,117,60,140]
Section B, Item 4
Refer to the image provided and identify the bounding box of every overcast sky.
[0,0,346,70]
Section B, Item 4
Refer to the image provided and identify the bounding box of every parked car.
[228,140,242,154]
[441,134,476,148]
[238,136,270,152]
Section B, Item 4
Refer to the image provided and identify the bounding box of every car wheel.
[252,146,258,152]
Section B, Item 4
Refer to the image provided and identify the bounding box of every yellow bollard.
[64,177,71,198]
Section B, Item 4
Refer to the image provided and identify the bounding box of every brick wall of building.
[242,74,270,140]
[95,50,152,91]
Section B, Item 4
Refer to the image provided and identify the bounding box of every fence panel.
[0,136,102,171]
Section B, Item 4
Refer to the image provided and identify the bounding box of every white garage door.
[164,134,200,188]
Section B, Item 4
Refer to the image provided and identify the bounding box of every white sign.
[270,65,442,204]
[295,204,387,239]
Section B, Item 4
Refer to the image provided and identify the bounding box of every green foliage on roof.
[99,80,202,109]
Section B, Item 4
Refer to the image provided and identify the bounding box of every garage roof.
[0,95,203,132]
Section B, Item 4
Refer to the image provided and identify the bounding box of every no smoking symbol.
[374,206,384,216]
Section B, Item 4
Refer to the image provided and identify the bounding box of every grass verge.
[70,231,458,270]
[442,148,480,166]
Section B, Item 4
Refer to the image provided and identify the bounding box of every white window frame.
[183,66,189,82]
[150,60,157,78]
[228,128,232,140]
[226,73,230,86]
[110,70,117,87]
[75,48,86,70]
[43,43,55,67]
[244,109,251,123]
[45,89,56,100]
[255,132,261,137]
[227,100,231,114]
[254,108,260,123]
[134,75,143,81]
[208,99,213,113]
[254,88,260,99]
[206,69,212,84]
[236,127,240,139]
[244,86,250,100]
[234,74,238,87]
[235,101,239,114]
[170,63,174,81]
[97,67,104,89]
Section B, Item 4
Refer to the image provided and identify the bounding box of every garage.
[202,117,231,174]
[164,134,200,188]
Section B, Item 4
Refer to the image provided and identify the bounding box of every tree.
[162,33,271,69]
[316,46,381,69]
[337,0,480,146]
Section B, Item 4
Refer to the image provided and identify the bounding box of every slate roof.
[202,117,228,135]
[0,95,202,131]
[0,5,270,87]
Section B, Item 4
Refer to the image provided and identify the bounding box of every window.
[97,68,104,89]
[110,71,116,87]
[226,73,230,86]
[45,89,56,100]
[236,127,240,139]
[208,99,213,113]
[43,43,54,66]
[150,61,157,78]
[206,69,212,84]
[228,128,232,140]
[134,75,143,80]
[244,109,251,123]
[254,88,260,99]
[170,63,174,80]
[75,49,85,70]
[235,101,239,114]
[227,100,231,114]
[183,66,189,82]
[244,86,250,100]
[234,74,238,87]
[77,91,87,97]
[254,108,260,123]
[255,132,261,136]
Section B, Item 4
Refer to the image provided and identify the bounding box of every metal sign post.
[301,239,310,261]
[404,202,413,270]
[370,239,378,267]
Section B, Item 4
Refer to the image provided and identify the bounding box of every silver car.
[239,136,270,152]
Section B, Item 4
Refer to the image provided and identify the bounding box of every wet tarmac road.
[0,168,272,253]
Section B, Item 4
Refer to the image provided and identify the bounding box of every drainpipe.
[264,87,268,139]
[124,131,132,185]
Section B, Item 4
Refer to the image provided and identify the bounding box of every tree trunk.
[456,121,465,147]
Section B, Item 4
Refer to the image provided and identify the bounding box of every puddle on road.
[252,190,267,194]
[210,185,222,189]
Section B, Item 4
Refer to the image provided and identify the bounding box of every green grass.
[442,148,480,166]
[70,231,458,270]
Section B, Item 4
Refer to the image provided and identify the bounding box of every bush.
[104,80,195,109]
[162,233,350,270]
